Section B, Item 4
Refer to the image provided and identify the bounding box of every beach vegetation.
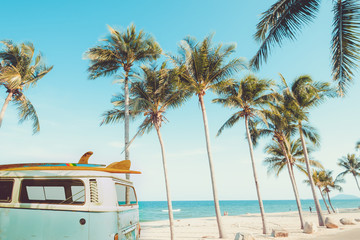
[101,62,188,240]
[337,153,360,191]
[321,170,344,213]
[213,74,274,234]
[279,74,334,226]
[304,170,332,214]
[264,137,323,176]
[0,40,53,134]
[250,101,307,229]
[85,24,161,173]
[168,34,246,238]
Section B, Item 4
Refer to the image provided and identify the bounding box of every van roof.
[0,170,132,182]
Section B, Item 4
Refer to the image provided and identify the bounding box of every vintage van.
[0,160,140,240]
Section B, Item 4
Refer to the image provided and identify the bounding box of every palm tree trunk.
[298,123,325,226]
[326,191,336,213]
[245,116,267,234]
[198,95,226,238]
[279,140,305,229]
[318,187,331,214]
[0,91,13,128]
[353,173,360,191]
[124,69,130,203]
[154,124,175,240]
[289,164,307,223]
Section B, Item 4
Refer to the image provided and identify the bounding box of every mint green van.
[0,170,140,240]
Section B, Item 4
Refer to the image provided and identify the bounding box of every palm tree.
[0,40,53,134]
[304,170,331,214]
[264,137,323,178]
[213,75,273,234]
[85,24,161,183]
[169,35,246,238]
[356,141,360,151]
[321,171,343,213]
[102,63,187,240]
[250,103,306,229]
[251,0,360,95]
[280,74,333,226]
[337,153,360,191]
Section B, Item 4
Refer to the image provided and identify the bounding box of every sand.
[140,208,360,239]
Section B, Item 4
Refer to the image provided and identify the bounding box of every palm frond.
[300,123,320,147]
[331,0,360,95]
[85,24,161,80]
[216,112,241,136]
[12,95,40,134]
[251,0,321,70]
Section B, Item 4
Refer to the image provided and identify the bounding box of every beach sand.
[140,208,360,239]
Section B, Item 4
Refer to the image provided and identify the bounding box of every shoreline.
[140,208,360,239]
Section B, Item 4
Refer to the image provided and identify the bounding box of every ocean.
[139,199,360,222]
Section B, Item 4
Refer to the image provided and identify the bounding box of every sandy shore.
[140,208,360,239]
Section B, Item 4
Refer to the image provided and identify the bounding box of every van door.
[115,184,139,240]
[17,179,89,240]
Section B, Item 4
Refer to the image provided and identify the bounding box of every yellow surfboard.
[3,166,141,174]
[2,160,141,174]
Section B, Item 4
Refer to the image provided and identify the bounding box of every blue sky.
[1,0,360,201]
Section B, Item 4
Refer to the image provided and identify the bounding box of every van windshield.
[20,179,85,205]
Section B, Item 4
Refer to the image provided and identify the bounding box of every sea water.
[139,199,360,222]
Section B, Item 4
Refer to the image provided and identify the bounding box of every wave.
[162,209,181,212]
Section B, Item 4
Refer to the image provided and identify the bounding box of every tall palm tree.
[0,40,53,134]
[102,63,187,240]
[169,35,246,238]
[304,170,331,214]
[251,0,360,95]
[280,74,333,226]
[85,24,161,183]
[337,153,360,191]
[250,103,307,229]
[321,171,343,213]
[213,75,273,234]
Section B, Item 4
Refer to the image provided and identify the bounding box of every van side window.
[20,179,85,205]
[0,180,14,202]
[115,184,137,206]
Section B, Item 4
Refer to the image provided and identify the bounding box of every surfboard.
[0,163,105,170]
[2,166,141,174]
[0,160,140,174]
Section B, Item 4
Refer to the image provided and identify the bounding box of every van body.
[0,170,139,240]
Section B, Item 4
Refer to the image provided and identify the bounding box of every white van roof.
[0,170,131,183]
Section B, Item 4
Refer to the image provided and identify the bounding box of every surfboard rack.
[0,151,141,174]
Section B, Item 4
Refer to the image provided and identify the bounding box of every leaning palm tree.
[321,171,343,213]
[337,154,360,191]
[251,0,360,95]
[251,102,306,229]
[280,74,333,226]
[102,63,187,240]
[213,75,273,234]
[304,170,331,214]
[85,24,161,172]
[169,35,246,238]
[0,40,53,133]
